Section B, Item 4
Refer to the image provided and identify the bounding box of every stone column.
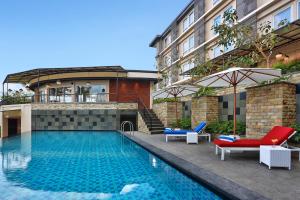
[246,82,296,138]
[21,104,32,133]
[153,102,182,127]
[191,96,219,128]
[1,112,8,138]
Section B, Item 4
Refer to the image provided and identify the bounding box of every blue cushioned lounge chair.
[164,122,210,143]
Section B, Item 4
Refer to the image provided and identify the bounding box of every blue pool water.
[0,131,222,200]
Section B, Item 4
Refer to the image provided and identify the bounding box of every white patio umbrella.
[197,67,281,135]
[153,84,199,126]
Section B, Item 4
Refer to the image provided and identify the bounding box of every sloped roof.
[4,66,126,84]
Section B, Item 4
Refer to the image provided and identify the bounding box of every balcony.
[1,93,143,105]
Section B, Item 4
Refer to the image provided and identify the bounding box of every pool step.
[139,109,165,134]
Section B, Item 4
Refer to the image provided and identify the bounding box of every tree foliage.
[1,89,32,105]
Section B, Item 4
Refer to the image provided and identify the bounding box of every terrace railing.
[0,93,150,108]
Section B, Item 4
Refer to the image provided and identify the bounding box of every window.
[213,46,222,58]
[274,6,291,29]
[76,85,107,103]
[213,0,220,6]
[225,6,233,14]
[164,35,171,48]
[224,42,234,52]
[181,61,195,79]
[183,10,194,32]
[298,1,300,19]
[164,55,172,67]
[213,15,222,35]
[166,71,172,86]
[183,34,195,55]
[48,87,73,103]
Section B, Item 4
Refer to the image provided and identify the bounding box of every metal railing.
[1,93,116,105]
[137,97,153,131]
[0,92,151,108]
[120,121,134,136]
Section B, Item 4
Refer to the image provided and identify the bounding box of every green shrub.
[206,120,246,135]
[153,98,176,104]
[272,59,300,74]
[290,124,300,143]
[195,86,215,97]
[171,118,191,129]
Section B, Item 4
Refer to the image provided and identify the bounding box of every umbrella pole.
[175,95,179,127]
[233,85,237,136]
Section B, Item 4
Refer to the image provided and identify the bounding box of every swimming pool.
[0,131,222,200]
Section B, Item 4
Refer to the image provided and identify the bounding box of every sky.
[0,0,190,89]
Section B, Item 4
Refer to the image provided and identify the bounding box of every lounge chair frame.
[165,125,211,143]
[215,131,297,161]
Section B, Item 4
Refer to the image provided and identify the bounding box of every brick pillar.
[153,102,182,127]
[246,82,296,138]
[191,96,219,128]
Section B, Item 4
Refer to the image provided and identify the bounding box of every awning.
[3,66,126,84]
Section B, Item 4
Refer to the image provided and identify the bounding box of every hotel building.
[150,0,300,89]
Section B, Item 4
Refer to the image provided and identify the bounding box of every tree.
[1,89,32,105]
[212,8,284,68]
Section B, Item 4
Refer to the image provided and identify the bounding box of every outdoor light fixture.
[275,52,289,61]
[56,80,62,85]
[275,53,283,60]
[25,84,30,91]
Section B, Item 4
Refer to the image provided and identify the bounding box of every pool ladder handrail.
[120,121,134,136]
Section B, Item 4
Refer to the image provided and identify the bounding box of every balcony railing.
[0,93,149,107]
[0,93,154,130]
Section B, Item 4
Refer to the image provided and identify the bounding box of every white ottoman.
[260,145,291,170]
[187,132,198,144]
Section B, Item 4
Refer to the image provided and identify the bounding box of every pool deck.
[127,132,300,200]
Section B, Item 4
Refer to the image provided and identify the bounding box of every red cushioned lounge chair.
[214,126,297,160]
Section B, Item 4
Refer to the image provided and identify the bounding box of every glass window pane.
[213,15,221,34]
[183,41,189,53]
[298,2,300,19]
[189,12,194,24]
[224,41,234,52]
[214,46,222,58]
[189,35,194,49]
[274,7,291,29]
[213,0,220,5]
[183,18,189,31]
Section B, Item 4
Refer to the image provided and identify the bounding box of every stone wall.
[191,96,219,128]
[32,109,137,131]
[31,103,138,131]
[218,92,246,122]
[153,102,182,127]
[246,82,296,138]
[137,112,150,134]
[31,103,138,110]
[236,0,257,19]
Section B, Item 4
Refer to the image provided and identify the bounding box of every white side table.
[187,132,198,144]
[260,145,291,170]
[288,146,300,162]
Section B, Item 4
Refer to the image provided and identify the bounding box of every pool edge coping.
[121,132,270,200]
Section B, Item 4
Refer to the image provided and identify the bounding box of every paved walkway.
[131,132,300,200]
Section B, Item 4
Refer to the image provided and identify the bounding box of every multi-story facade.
[150,0,300,90]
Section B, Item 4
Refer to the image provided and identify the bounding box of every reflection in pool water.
[0,131,222,200]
